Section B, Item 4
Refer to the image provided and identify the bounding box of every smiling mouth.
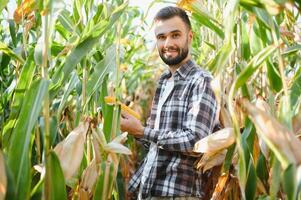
[163,49,178,57]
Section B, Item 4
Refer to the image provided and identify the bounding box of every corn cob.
[104,96,141,120]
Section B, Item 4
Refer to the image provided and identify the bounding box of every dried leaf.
[0,151,6,200]
[211,173,229,200]
[255,97,270,159]
[194,128,235,153]
[220,107,232,128]
[79,160,99,198]
[240,99,301,166]
[54,122,89,180]
[111,132,128,144]
[103,142,132,155]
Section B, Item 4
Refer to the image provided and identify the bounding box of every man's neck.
[168,55,191,75]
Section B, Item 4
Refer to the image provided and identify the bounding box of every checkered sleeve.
[142,78,217,152]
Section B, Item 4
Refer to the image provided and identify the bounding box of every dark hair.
[154,6,191,30]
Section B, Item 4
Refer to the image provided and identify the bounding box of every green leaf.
[270,156,281,199]
[245,162,257,200]
[45,151,67,200]
[253,8,271,29]
[8,20,17,47]
[282,164,297,200]
[256,153,269,189]
[207,41,234,73]
[192,12,224,39]
[2,51,36,148]
[57,72,80,118]
[93,161,116,200]
[86,45,116,104]
[34,37,43,66]
[0,42,24,64]
[282,44,301,55]
[7,79,49,200]
[54,36,98,84]
[241,14,251,60]
[290,67,301,115]
[234,44,277,91]
[222,143,236,173]
[52,2,128,85]
[266,60,282,92]
[57,10,75,33]
[0,0,8,13]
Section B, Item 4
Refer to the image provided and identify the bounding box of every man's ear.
[188,30,193,43]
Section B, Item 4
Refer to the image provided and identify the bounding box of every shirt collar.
[158,59,195,83]
[175,59,194,79]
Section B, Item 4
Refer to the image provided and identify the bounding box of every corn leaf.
[93,161,115,200]
[282,44,301,55]
[234,44,277,91]
[270,157,281,199]
[282,164,297,200]
[86,45,116,104]
[52,2,127,85]
[192,12,224,39]
[208,41,234,73]
[45,151,67,200]
[266,60,282,92]
[245,162,257,200]
[2,51,36,148]
[7,78,49,200]
[290,67,301,115]
[56,72,80,118]
[0,42,24,64]
[0,0,8,13]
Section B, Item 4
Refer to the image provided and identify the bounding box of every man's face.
[154,16,192,66]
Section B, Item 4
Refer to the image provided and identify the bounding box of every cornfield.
[0,0,300,199]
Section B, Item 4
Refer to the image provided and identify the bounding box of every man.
[120,6,217,200]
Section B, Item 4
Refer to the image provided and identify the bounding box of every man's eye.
[157,35,165,40]
[172,34,180,38]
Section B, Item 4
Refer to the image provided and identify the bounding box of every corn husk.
[196,150,227,172]
[103,132,131,155]
[0,151,6,200]
[104,96,141,120]
[79,160,99,199]
[103,142,132,155]
[194,128,235,154]
[54,121,89,180]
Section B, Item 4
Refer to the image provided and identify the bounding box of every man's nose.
[163,37,173,48]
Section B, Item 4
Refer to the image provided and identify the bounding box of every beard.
[159,41,189,66]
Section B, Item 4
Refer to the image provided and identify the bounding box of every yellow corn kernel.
[104,96,141,120]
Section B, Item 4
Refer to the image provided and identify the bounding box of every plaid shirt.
[128,60,217,198]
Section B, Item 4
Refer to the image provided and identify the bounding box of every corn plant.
[0,0,146,199]
[174,0,301,199]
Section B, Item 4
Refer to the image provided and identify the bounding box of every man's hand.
[120,112,144,138]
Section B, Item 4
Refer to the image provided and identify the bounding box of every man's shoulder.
[189,63,213,82]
